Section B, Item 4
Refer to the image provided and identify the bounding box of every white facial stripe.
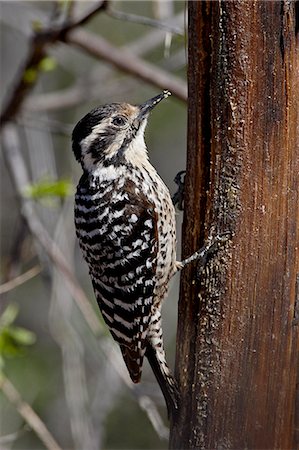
[105,135,125,158]
[124,120,149,167]
[80,118,127,171]
[80,119,110,152]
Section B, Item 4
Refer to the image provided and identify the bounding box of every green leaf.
[0,327,36,358]
[38,57,57,73]
[23,68,38,84]
[58,0,73,6]
[0,304,19,328]
[31,20,43,32]
[0,304,36,365]
[0,329,23,357]
[23,178,73,200]
[9,327,36,346]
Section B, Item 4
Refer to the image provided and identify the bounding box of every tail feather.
[120,308,180,418]
[145,308,180,418]
[145,342,179,418]
[120,345,144,383]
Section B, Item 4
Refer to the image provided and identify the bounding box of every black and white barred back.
[72,92,179,413]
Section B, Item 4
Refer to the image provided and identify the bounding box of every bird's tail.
[120,345,144,383]
[145,308,179,418]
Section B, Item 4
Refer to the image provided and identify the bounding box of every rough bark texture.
[170,1,298,449]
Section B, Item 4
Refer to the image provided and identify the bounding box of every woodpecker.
[72,91,228,416]
[72,91,180,415]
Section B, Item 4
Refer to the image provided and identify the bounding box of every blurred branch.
[64,1,108,30]
[0,1,107,128]
[49,200,99,449]
[139,395,169,439]
[0,36,46,128]
[24,83,100,113]
[0,373,62,450]
[0,427,28,446]
[66,29,187,101]
[4,218,29,281]
[106,7,184,35]
[1,2,185,127]
[100,339,169,440]
[24,49,186,114]
[0,265,41,295]
[1,123,169,441]
[25,11,185,113]
[17,115,72,136]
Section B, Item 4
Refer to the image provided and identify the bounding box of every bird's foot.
[178,231,232,270]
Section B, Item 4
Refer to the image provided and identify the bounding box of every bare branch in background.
[0,0,107,127]
[0,428,28,446]
[1,123,169,441]
[49,199,101,449]
[17,115,72,136]
[0,374,63,450]
[0,2,185,127]
[0,37,46,128]
[65,0,108,30]
[23,48,185,114]
[99,339,169,440]
[24,11,185,113]
[0,265,41,295]
[67,29,187,101]
[3,219,30,282]
[138,394,169,440]
[106,7,184,35]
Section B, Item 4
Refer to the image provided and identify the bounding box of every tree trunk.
[170,2,298,449]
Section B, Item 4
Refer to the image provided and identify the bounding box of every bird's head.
[72,90,171,172]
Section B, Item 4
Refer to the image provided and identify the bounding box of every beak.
[138,90,171,119]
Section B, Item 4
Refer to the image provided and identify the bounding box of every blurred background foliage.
[0,1,187,448]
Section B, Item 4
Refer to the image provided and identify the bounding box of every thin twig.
[65,1,108,31]
[0,265,41,295]
[139,395,169,440]
[0,38,46,128]
[17,115,72,136]
[0,373,63,450]
[66,29,187,102]
[106,7,184,36]
[99,339,169,440]
[0,427,28,445]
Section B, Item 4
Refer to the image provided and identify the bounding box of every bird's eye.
[112,116,127,127]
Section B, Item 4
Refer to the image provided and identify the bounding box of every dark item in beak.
[138,90,171,119]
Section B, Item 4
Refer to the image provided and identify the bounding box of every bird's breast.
[74,164,177,299]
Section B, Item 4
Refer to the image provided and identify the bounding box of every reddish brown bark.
[170,2,299,449]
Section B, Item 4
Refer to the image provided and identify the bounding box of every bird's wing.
[88,179,159,383]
